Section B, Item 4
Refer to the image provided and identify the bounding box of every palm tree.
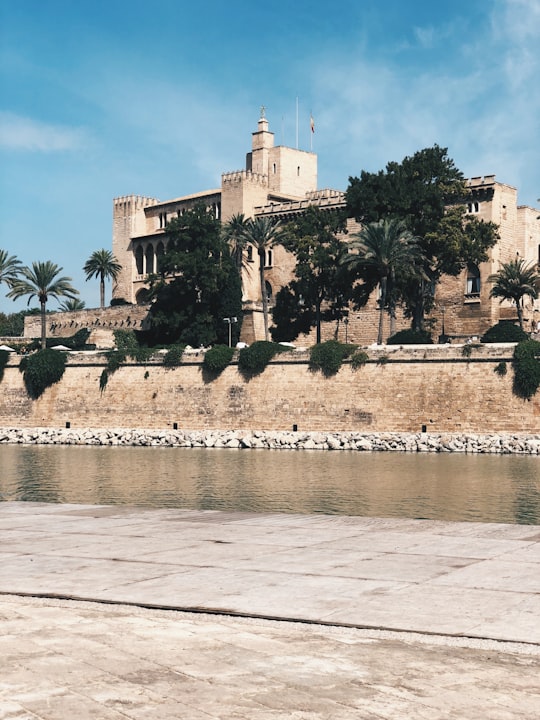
[0,249,22,292]
[343,218,423,344]
[83,249,122,308]
[59,298,86,312]
[488,258,540,331]
[240,217,286,341]
[223,213,248,274]
[7,261,79,348]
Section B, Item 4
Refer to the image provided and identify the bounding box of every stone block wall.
[1,345,538,433]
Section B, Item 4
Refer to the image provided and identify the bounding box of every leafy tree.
[343,219,424,344]
[346,145,499,331]
[145,204,242,347]
[276,206,351,344]
[0,310,26,337]
[488,259,540,331]
[59,298,86,312]
[7,261,79,349]
[239,216,286,341]
[83,249,122,308]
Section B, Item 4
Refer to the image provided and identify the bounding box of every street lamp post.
[223,317,237,347]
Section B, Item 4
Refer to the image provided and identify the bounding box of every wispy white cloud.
[0,112,86,151]
[308,0,540,206]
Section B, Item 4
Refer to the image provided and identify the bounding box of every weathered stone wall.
[23,305,150,347]
[1,345,538,433]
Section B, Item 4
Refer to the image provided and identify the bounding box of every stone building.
[111,112,540,345]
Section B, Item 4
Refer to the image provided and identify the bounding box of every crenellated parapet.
[222,170,269,187]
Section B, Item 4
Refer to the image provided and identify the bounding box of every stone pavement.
[1,502,539,718]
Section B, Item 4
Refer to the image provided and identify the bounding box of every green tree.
[488,259,540,331]
[275,206,350,343]
[83,249,122,308]
[346,145,499,330]
[240,216,286,341]
[223,213,249,274]
[0,249,22,294]
[343,219,424,344]
[146,204,242,347]
[7,261,79,349]
[0,310,26,336]
[59,298,86,312]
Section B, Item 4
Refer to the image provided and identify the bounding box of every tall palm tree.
[7,261,79,349]
[343,218,423,344]
[0,249,22,292]
[83,249,122,308]
[240,217,286,341]
[488,258,540,331]
[223,213,248,274]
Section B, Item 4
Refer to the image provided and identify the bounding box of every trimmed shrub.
[481,321,528,344]
[203,344,235,375]
[238,341,284,376]
[113,329,152,362]
[513,340,540,399]
[387,329,433,345]
[0,349,9,383]
[350,350,369,370]
[309,340,357,376]
[19,349,67,399]
[163,344,186,367]
[110,297,130,306]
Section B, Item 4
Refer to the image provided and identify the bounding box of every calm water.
[1,445,539,524]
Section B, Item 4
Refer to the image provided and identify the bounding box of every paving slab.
[1,501,540,643]
[0,595,538,720]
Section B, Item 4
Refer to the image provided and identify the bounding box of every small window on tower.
[297,166,300,176]
[272,163,277,174]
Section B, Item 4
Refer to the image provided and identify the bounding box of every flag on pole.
[310,114,315,133]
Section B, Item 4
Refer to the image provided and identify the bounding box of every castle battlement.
[466,175,496,188]
[221,170,269,187]
[113,195,160,208]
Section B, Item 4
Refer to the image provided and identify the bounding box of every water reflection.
[0,445,539,524]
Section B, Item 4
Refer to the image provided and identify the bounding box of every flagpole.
[310,109,313,152]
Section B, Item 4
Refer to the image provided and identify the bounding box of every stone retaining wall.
[0,427,538,454]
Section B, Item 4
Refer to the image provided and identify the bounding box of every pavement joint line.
[4,589,540,649]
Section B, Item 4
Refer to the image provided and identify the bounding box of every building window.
[466,263,481,298]
[467,202,480,213]
[265,280,273,302]
[247,245,254,263]
[145,245,155,275]
[265,249,273,267]
[156,242,165,274]
[297,166,300,176]
[272,163,277,174]
[135,246,144,275]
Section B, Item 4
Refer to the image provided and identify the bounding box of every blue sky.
[1,0,539,310]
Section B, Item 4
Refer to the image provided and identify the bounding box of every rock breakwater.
[0,428,539,454]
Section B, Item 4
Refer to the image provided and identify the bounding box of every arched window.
[247,245,253,262]
[156,242,165,274]
[135,246,144,275]
[265,280,273,302]
[145,245,154,275]
[466,263,481,297]
[136,288,150,305]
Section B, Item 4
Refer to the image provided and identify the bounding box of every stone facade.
[1,346,538,433]
[110,113,540,345]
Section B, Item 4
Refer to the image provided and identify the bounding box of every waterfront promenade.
[1,502,539,718]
